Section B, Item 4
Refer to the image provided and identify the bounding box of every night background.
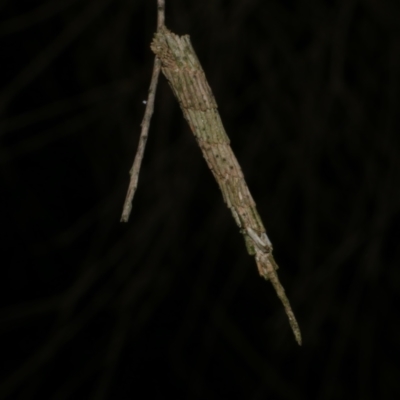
[1,0,399,399]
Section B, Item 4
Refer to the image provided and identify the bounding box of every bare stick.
[120,57,161,222]
[256,252,302,345]
[151,28,302,345]
[120,0,165,222]
[157,0,165,27]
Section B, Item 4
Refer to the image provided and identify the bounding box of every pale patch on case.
[231,208,241,228]
[246,228,267,252]
[260,232,272,247]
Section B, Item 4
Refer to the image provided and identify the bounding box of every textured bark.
[151,27,301,345]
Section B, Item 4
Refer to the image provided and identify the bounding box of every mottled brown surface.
[151,27,301,344]
[0,0,399,399]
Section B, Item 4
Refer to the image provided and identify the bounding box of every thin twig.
[256,252,302,345]
[120,57,161,222]
[120,0,165,222]
[157,0,165,28]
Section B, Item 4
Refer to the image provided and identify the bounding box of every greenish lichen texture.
[151,27,301,345]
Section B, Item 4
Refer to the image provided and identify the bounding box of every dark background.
[1,0,399,399]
